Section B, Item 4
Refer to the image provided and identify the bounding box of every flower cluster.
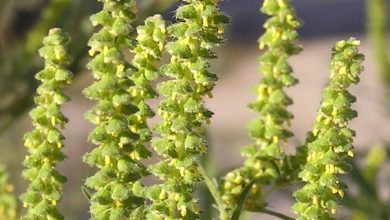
[0,165,17,220]
[146,0,228,218]
[292,38,364,219]
[82,0,149,218]
[222,0,302,212]
[130,14,167,161]
[20,28,73,220]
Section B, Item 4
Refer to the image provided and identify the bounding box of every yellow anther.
[116,64,124,73]
[180,168,185,177]
[272,31,281,41]
[286,14,293,22]
[338,190,344,198]
[234,175,243,184]
[130,126,137,133]
[254,161,261,169]
[339,66,347,74]
[175,193,181,201]
[159,190,166,200]
[180,206,187,217]
[50,116,56,126]
[202,17,209,27]
[158,42,164,51]
[130,152,140,160]
[224,182,232,189]
[277,0,287,7]
[331,108,337,117]
[347,150,354,157]
[313,128,319,136]
[267,87,273,94]
[172,93,177,100]
[217,25,224,34]
[331,186,338,194]
[131,89,138,97]
[273,136,279,144]
[88,48,96,56]
[259,42,265,49]
[328,164,335,174]
[51,200,57,206]
[331,208,336,214]
[105,156,110,165]
[312,196,318,205]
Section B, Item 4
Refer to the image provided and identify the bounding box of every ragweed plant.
[0,0,376,219]
[292,38,365,219]
[0,165,17,220]
[146,0,228,219]
[20,28,73,220]
[221,0,302,215]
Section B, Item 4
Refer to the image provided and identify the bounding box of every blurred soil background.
[1,0,390,219]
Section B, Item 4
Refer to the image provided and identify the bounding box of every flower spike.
[292,38,364,219]
[146,0,229,219]
[20,28,73,220]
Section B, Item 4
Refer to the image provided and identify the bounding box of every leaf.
[81,185,92,201]
[231,181,255,220]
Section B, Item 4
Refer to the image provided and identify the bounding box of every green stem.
[198,166,229,220]
[261,208,294,220]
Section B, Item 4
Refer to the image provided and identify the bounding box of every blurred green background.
[1,0,390,219]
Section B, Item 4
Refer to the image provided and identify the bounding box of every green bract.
[292,38,364,219]
[82,0,149,218]
[0,165,17,220]
[20,28,72,220]
[221,0,302,214]
[146,0,228,219]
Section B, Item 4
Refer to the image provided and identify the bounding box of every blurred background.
[1,0,390,219]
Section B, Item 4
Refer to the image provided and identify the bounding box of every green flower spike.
[146,1,228,219]
[130,14,167,158]
[82,0,149,219]
[222,0,302,212]
[20,28,73,220]
[292,38,364,219]
[0,165,17,220]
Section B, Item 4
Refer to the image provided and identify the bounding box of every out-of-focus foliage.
[344,145,390,220]
[0,165,17,220]
[367,0,390,102]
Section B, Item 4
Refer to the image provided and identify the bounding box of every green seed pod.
[146,1,228,219]
[222,0,302,213]
[82,0,150,218]
[20,28,73,220]
[0,165,17,220]
[292,38,364,219]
